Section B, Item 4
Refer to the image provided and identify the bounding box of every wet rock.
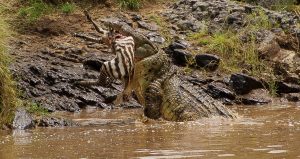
[239,97,271,105]
[238,89,272,105]
[58,99,81,112]
[75,118,135,126]
[230,73,264,95]
[276,82,300,94]
[206,82,236,100]
[137,21,159,31]
[285,93,300,102]
[77,92,101,106]
[38,117,78,127]
[195,54,220,71]
[120,99,143,109]
[13,108,35,130]
[102,89,120,103]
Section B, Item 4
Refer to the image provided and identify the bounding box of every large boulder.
[229,73,264,95]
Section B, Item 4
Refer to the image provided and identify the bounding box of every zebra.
[76,33,135,105]
[74,11,136,105]
[99,34,135,89]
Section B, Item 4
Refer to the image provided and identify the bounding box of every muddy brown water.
[0,104,300,159]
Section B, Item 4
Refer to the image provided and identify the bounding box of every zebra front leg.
[113,78,132,105]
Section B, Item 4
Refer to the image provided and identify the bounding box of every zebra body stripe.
[99,36,135,86]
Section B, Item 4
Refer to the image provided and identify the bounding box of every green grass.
[0,9,18,126]
[117,0,141,10]
[268,78,278,97]
[18,0,53,22]
[18,0,77,22]
[26,102,49,116]
[60,2,76,14]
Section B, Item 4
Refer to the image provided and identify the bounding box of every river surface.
[0,104,300,159]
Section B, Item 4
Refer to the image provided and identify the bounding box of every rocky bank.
[9,0,300,127]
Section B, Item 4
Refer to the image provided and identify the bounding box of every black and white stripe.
[100,36,135,87]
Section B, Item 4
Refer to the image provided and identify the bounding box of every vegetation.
[60,2,76,14]
[18,0,53,22]
[188,8,279,95]
[117,0,141,10]
[235,0,300,13]
[0,8,18,126]
[18,0,76,22]
[26,102,49,116]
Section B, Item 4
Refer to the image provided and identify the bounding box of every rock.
[131,14,142,21]
[147,32,165,44]
[83,59,103,71]
[227,12,243,25]
[120,99,143,108]
[206,82,236,100]
[238,89,272,105]
[57,98,81,112]
[257,31,281,58]
[271,49,297,66]
[285,93,300,102]
[38,117,78,127]
[177,20,194,31]
[230,73,264,95]
[29,65,43,76]
[77,92,101,106]
[65,47,83,55]
[195,54,220,71]
[239,97,271,105]
[169,41,188,50]
[137,21,159,31]
[192,2,209,11]
[171,49,193,66]
[13,108,35,130]
[45,71,59,85]
[102,89,120,103]
[276,82,300,94]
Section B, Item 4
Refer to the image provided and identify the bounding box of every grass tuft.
[0,8,18,126]
[26,102,49,116]
[18,0,53,22]
[60,2,76,14]
[118,0,141,10]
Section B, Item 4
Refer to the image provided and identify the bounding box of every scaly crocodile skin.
[133,51,237,121]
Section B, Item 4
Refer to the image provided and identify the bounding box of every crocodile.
[76,12,237,121]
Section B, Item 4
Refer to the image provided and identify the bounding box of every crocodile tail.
[144,78,164,119]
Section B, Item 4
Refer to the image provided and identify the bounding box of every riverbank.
[1,0,300,128]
